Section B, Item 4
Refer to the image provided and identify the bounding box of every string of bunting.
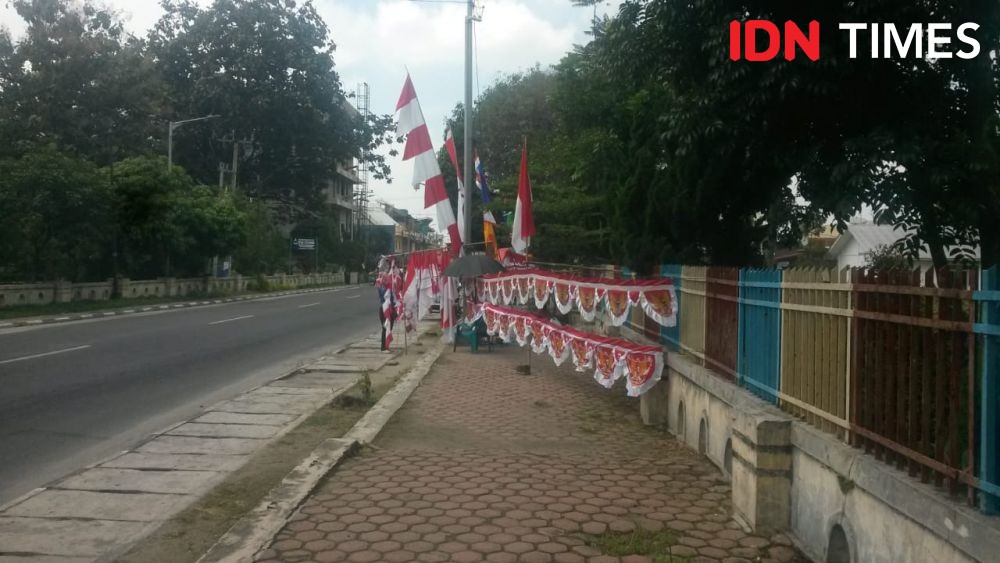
[483,303,665,397]
[477,268,678,327]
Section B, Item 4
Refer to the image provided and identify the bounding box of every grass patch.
[581,528,687,562]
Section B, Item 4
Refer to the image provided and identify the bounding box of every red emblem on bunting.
[606,290,629,318]
[626,352,656,386]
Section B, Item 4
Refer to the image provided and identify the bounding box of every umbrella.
[443,254,505,278]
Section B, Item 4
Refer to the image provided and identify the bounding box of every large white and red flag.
[396,74,461,251]
[444,128,467,248]
[511,139,536,253]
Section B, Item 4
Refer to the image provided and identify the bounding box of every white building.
[826,222,979,271]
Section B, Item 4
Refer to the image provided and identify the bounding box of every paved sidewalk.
[259,346,802,563]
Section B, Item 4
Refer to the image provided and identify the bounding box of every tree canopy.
[458,0,999,270]
[0,0,397,282]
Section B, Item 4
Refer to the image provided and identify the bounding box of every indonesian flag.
[444,128,466,247]
[511,140,535,253]
[396,74,461,252]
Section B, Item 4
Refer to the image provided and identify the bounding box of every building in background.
[323,162,362,242]
[827,221,980,271]
[360,201,442,255]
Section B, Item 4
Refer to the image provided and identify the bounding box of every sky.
[0,0,622,225]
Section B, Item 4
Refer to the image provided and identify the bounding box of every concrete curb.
[0,284,365,329]
[198,342,444,563]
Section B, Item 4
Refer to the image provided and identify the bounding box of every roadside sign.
[293,238,316,251]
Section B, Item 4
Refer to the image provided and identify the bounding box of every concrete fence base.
[0,272,353,309]
[628,328,1000,563]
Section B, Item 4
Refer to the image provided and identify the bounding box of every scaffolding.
[352,82,372,242]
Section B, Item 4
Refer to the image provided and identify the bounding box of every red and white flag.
[511,139,536,253]
[396,74,461,252]
[444,128,467,247]
[382,289,394,349]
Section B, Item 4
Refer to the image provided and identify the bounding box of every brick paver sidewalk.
[259,346,802,563]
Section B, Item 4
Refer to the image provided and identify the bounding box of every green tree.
[0,146,110,281]
[233,200,288,274]
[109,156,199,277]
[0,0,162,164]
[168,188,247,275]
[444,68,613,263]
[148,0,396,205]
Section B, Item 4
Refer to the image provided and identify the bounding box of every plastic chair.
[453,317,492,353]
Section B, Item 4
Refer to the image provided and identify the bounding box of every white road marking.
[208,315,254,326]
[298,302,321,309]
[345,295,361,300]
[0,345,92,365]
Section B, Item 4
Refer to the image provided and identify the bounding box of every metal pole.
[167,123,174,171]
[463,0,474,252]
[231,131,239,191]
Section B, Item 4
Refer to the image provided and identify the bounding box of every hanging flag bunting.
[400,248,452,337]
[396,74,460,253]
[511,140,535,253]
[481,268,678,328]
[444,128,467,247]
[483,303,665,397]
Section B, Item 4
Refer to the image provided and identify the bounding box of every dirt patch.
[117,332,436,563]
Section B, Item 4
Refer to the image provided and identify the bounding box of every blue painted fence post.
[737,268,782,404]
[979,266,1000,513]
[661,264,682,350]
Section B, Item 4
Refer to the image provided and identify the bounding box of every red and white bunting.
[396,75,461,251]
[479,269,678,328]
[401,248,452,338]
[483,304,665,397]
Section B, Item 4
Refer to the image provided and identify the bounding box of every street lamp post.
[167,114,220,171]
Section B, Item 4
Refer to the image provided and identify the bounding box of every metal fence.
[976,266,1000,513]
[738,269,782,403]
[705,267,739,380]
[646,263,999,513]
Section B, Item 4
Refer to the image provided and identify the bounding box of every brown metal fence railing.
[704,267,740,380]
[850,268,978,501]
[779,267,852,437]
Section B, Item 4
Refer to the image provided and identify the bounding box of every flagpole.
[463,0,475,253]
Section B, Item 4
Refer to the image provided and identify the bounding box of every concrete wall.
[0,272,350,309]
[625,323,1000,563]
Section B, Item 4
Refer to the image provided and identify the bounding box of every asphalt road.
[0,285,379,505]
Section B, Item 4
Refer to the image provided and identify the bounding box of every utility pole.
[231,130,239,191]
[463,0,476,253]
